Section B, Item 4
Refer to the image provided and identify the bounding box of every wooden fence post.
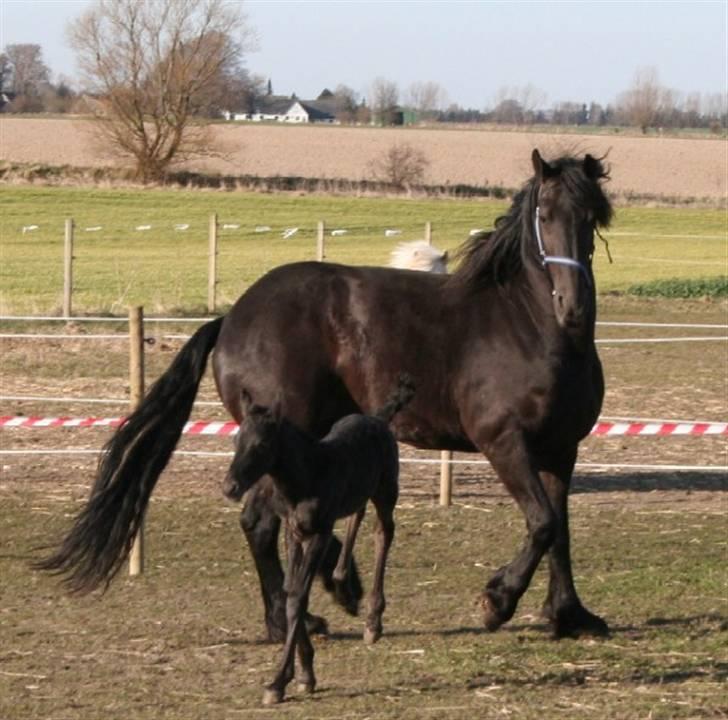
[63,218,74,318]
[439,455,453,507]
[317,220,325,261]
[424,220,432,245]
[208,213,218,314]
[128,306,145,576]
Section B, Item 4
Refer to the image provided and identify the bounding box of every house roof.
[298,99,336,121]
[255,95,297,116]
[228,90,337,120]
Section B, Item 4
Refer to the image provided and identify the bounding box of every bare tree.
[369,76,399,125]
[489,84,546,125]
[616,66,661,133]
[4,43,50,96]
[68,0,254,181]
[332,83,359,123]
[367,142,430,188]
[405,81,448,119]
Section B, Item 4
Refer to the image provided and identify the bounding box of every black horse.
[38,149,612,640]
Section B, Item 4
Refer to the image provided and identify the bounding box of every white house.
[224,90,337,123]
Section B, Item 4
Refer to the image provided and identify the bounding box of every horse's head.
[530,149,612,336]
[222,389,281,501]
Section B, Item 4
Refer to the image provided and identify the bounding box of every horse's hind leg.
[478,432,557,632]
[539,453,608,638]
[331,507,366,616]
[365,495,396,645]
[240,482,287,642]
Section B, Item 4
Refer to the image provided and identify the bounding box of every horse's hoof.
[334,580,361,616]
[305,613,329,637]
[551,605,610,639]
[262,687,284,705]
[363,626,382,645]
[296,681,316,695]
[265,626,287,644]
[480,592,506,632]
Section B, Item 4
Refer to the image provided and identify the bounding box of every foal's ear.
[532,148,556,182]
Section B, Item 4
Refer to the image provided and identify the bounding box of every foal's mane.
[447,154,612,293]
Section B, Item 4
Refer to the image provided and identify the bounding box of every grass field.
[0,186,725,315]
[1,180,726,718]
[1,483,726,720]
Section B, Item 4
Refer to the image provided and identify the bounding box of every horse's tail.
[34,317,224,594]
[375,373,416,424]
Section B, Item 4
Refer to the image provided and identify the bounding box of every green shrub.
[627,276,728,298]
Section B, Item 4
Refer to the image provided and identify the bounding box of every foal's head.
[222,390,281,501]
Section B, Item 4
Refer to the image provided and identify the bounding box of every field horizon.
[1,117,726,203]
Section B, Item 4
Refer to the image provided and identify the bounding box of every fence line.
[3,315,726,330]
[0,447,725,475]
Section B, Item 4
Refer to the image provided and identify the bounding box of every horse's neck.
[269,421,320,505]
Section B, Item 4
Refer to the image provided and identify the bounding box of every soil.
[1,118,725,201]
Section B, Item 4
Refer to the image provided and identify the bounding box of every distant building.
[224,88,338,123]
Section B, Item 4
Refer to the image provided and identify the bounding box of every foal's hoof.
[550,605,610,639]
[363,626,382,645]
[262,687,284,706]
[296,681,316,695]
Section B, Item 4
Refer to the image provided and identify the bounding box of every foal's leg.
[241,482,347,641]
[332,507,366,615]
[364,497,396,645]
[263,533,329,705]
[478,431,557,631]
[539,450,608,638]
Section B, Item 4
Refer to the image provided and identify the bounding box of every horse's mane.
[447,154,613,293]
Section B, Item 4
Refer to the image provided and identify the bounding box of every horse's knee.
[530,513,557,550]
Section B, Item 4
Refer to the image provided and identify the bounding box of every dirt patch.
[1,118,725,201]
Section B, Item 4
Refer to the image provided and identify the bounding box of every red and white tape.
[0,416,726,437]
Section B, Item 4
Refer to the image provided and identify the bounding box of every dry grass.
[1,118,726,201]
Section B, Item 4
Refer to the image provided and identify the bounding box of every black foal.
[222,378,414,705]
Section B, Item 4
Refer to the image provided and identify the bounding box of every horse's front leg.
[478,431,557,631]
[263,533,329,705]
[539,450,609,638]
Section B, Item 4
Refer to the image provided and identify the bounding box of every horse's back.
[213,261,451,435]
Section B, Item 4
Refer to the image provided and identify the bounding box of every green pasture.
[0,186,725,315]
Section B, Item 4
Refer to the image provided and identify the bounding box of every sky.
[1,0,726,109]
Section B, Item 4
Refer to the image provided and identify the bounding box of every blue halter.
[534,206,592,288]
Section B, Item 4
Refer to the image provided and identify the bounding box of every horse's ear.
[583,153,602,180]
[442,250,449,262]
[532,149,556,181]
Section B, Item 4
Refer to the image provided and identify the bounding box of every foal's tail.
[375,373,416,424]
[34,317,224,594]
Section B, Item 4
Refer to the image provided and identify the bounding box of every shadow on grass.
[571,471,728,494]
